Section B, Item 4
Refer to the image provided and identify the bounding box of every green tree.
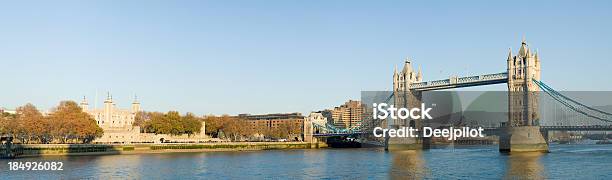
[145,111,203,136]
[181,113,202,135]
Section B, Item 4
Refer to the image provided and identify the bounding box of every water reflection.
[504,152,546,180]
[301,149,328,179]
[2,145,610,179]
[92,154,143,179]
[389,150,428,179]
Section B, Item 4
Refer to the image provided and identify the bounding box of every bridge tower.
[303,117,314,143]
[393,58,423,127]
[302,115,329,148]
[507,39,541,127]
[389,58,424,150]
[501,39,548,152]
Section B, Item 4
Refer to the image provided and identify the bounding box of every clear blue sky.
[1,0,611,115]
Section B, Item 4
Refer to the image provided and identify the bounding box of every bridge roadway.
[312,132,368,137]
[482,125,612,136]
[540,125,612,131]
[314,125,612,137]
[409,72,508,91]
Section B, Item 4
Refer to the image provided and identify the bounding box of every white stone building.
[80,93,142,143]
[80,93,208,144]
[305,112,328,127]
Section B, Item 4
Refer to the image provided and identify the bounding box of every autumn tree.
[48,101,103,143]
[202,115,225,137]
[15,103,46,143]
[181,113,202,135]
[0,113,13,136]
[144,111,203,136]
[0,112,17,138]
[133,111,147,128]
[138,112,164,133]
[201,115,253,141]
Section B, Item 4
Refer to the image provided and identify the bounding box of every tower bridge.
[304,39,612,152]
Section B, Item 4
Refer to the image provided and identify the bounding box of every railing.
[410,72,508,90]
[540,125,612,131]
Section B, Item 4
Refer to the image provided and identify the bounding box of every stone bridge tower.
[507,39,541,127]
[393,58,423,128]
[389,58,424,150]
[502,39,547,152]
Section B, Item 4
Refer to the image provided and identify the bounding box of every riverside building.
[80,94,141,143]
[80,93,207,143]
[238,113,304,139]
[329,100,365,129]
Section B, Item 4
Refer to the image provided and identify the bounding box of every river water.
[1,144,610,179]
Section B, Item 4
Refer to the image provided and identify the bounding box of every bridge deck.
[321,126,612,137]
[409,72,508,91]
[540,125,612,131]
[483,125,612,133]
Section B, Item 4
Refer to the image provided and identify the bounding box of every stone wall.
[94,122,209,144]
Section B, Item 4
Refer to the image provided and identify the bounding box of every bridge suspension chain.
[534,79,612,116]
[533,79,612,123]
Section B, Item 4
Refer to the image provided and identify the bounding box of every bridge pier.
[541,130,549,143]
[311,137,328,148]
[499,126,548,153]
[384,125,432,151]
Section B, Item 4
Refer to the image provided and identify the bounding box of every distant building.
[80,93,207,144]
[81,93,139,129]
[329,100,365,129]
[238,113,304,138]
[80,93,141,143]
[0,107,16,115]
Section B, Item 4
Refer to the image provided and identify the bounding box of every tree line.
[0,101,103,144]
[202,115,302,141]
[134,113,302,141]
[1,101,302,143]
[134,111,202,136]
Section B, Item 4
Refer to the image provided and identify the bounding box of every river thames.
[1,144,610,179]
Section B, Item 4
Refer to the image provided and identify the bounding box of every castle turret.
[131,95,141,113]
[402,58,412,74]
[518,38,528,58]
[417,66,423,82]
[393,65,399,91]
[80,96,88,112]
[104,92,113,127]
[507,48,513,83]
